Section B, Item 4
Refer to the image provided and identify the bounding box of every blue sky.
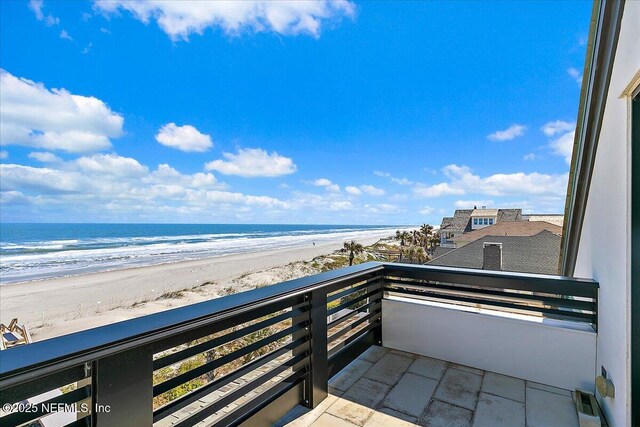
[0,0,590,224]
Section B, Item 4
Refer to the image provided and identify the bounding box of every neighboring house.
[452,221,562,247]
[428,230,561,275]
[522,214,564,227]
[439,207,522,247]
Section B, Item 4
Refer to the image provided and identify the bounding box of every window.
[473,218,477,225]
[489,218,494,225]
[484,218,489,225]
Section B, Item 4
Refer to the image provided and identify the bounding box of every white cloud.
[0,150,7,159]
[1,164,86,194]
[414,182,464,198]
[155,123,213,152]
[94,0,356,41]
[567,67,583,84]
[549,130,575,164]
[328,201,353,211]
[541,120,575,137]
[419,205,434,215]
[365,203,400,214]
[523,153,537,161]
[0,70,124,152]
[28,151,62,163]
[59,30,73,40]
[413,164,568,198]
[359,185,385,196]
[5,153,425,222]
[313,178,332,186]
[75,153,147,177]
[29,0,59,26]
[541,120,575,164]
[343,184,384,196]
[311,178,340,192]
[487,124,527,141]
[374,170,413,185]
[390,177,412,185]
[345,186,361,195]
[0,154,261,217]
[205,148,296,177]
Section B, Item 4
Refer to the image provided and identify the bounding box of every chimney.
[481,205,486,209]
[483,242,502,271]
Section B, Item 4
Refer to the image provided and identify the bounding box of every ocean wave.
[0,227,399,283]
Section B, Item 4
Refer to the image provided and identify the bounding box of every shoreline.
[0,231,399,341]
[0,226,406,285]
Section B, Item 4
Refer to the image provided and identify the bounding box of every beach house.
[439,208,522,247]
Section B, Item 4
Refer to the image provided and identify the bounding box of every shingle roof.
[451,221,562,244]
[428,230,560,274]
[497,209,522,222]
[440,217,454,229]
[432,246,455,259]
[440,209,473,233]
[470,209,499,217]
[439,208,523,233]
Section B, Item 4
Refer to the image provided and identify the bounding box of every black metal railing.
[383,264,599,325]
[0,263,597,427]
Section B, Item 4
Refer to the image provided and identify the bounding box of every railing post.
[370,275,384,346]
[92,346,153,427]
[304,289,328,408]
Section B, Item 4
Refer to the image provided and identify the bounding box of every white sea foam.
[0,227,400,284]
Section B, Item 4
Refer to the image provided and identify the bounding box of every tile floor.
[276,346,580,427]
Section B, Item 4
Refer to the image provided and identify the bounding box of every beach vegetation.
[158,289,187,300]
[152,312,294,410]
[342,240,364,266]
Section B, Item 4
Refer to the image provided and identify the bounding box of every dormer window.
[472,216,495,228]
[473,217,494,226]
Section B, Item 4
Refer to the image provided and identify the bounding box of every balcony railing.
[0,262,598,427]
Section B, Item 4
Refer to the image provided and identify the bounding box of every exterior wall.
[382,298,596,391]
[573,3,639,426]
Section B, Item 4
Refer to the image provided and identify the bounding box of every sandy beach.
[0,231,397,341]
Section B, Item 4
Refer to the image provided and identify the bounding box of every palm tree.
[414,247,426,264]
[419,224,434,250]
[343,240,364,266]
[420,224,433,239]
[406,246,417,263]
[395,230,411,262]
[429,232,440,255]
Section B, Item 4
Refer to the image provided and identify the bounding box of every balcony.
[0,262,598,427]
[277,346,580,426]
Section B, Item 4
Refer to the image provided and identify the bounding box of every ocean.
[0,223,399,284]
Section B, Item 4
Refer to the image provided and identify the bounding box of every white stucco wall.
[382,298,596,391]
[573,3,639,426]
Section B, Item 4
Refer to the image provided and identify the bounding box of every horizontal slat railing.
[384,264,599,326]
[0,262,597,427]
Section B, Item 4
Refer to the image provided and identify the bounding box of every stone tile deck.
[276,346,580,427]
